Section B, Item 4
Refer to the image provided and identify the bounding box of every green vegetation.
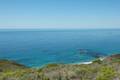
[0,54,120,80]
[96,66,116,80]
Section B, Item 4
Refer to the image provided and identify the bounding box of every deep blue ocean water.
[0,29,120,67]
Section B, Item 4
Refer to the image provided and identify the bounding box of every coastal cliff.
[0,54,120,80]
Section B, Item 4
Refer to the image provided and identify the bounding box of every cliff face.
[104,54,120,63]
[105,54,120,60]
[0,54,120,80]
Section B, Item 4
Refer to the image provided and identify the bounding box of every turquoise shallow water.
[0,29,120,67]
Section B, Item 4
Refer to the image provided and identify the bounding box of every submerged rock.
[79,49,106,58]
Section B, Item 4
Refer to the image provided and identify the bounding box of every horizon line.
[0,28,120,30]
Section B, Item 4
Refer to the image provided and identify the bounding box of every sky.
[0,0,120,29]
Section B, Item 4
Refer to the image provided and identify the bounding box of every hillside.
[0,54,120,80]
[0,60,27,72]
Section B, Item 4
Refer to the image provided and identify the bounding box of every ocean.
[0,29,120,67]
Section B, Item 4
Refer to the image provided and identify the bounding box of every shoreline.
[0,57,106,68]
[72,57,105,65]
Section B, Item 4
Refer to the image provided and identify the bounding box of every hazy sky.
[0,0,120,29]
